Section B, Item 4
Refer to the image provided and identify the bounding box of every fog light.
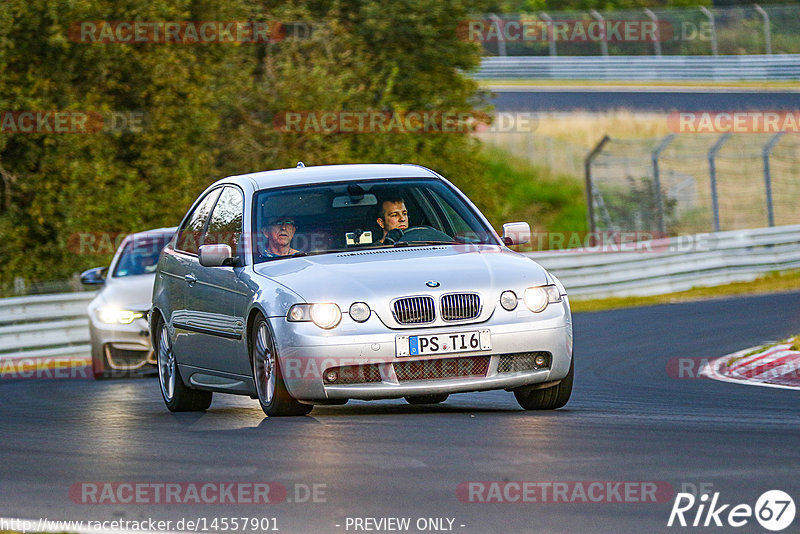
[325,370,338,383]
[500,290,518,311]
[534,354,547,367]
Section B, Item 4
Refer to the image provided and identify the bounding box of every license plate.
[396,330,491,357]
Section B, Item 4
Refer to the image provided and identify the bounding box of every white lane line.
[486,84,800,93]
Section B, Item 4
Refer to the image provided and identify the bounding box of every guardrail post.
[643,9,662,56]
[590,10,609,57]
[488,14,507,57]
[585,135,611,236]
[699,7,718,56]
[13,277,26,296]
[651,134,675,236]
[762,132,784,227]
[754,5,772,55]
[708,133,731,232]
[539,12,557,56]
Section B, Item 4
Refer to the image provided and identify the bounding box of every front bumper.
[89,317,155,370]
[271,301,572,402]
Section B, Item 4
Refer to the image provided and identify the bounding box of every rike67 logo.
[668,490,795,531]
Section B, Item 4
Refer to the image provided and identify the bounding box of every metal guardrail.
[530,224,800,298]
[1,225,798,364]
[476,55,800,80]
[0,292,95,366]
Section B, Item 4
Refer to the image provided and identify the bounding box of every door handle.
[184,273,197,285]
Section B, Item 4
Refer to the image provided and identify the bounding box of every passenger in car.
[375,192,409,243]
[260,216,300,257]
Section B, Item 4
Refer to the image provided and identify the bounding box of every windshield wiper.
[394,241,458,246]
[291,249,350,257]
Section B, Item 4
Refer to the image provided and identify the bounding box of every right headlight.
[96,307,144,324]
[523,285,562,313]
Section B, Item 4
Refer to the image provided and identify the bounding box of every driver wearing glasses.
[261,216,299,257]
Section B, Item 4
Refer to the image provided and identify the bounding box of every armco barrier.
[1,225,799,364]
[0,292,95,368]
[530,225,800,298]
[475,55,800,81]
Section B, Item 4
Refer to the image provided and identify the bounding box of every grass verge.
[476,144,586,234]
[571,269,800,313]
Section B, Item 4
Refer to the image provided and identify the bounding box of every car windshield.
[113,232,174,277]
[252,178,499,263]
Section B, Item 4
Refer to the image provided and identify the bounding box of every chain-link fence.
[479,4,800,56]
[588,133,800,235]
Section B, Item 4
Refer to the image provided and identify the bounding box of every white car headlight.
[288,303,342,329]
[523,285,562,313]
[348,302,371,322]
[500,290,518,311]
[97,307,144,324]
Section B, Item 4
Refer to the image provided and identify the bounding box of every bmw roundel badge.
[426,280,441,288]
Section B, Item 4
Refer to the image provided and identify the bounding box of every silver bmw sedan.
[150,163,573,416]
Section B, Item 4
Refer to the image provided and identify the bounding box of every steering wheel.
[385,226,452,244]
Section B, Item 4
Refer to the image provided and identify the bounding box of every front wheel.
[514,356,573,410]
[251,315,312,416]
[90,326,108,380]
[156,319,212,412]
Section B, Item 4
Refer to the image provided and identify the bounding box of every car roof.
[123,226,178,241]
[221,163,441,190]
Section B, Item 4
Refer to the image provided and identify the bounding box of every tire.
[514,355,573,410]
[90,328,108,380]
[404,394,449,405]
[156,318,212,412]
[251,315,312,416]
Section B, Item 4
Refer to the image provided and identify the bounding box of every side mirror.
[199,244,239,267]
[80,266,108,286]
[502,222,531,246]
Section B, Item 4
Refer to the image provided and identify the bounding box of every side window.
[204,187,244,257]
[176,189,222,255]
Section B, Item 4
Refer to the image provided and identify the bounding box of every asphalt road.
[491,88,800,112]
[2,291,800,533]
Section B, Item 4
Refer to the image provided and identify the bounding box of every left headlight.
[97,307,144,325]
[287,303,342,329]
[523,285,562,313]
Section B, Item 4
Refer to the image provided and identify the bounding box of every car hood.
[253,245,549,325]
[93,274,156,312]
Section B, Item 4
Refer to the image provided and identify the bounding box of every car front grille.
[394,355,490,382]
[440,293,481,321]
[497,352,551,373]
[393,296,436,324]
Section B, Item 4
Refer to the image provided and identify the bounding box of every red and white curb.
[702,339,800,390]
